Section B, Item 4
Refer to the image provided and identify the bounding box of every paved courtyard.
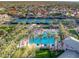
[58,50,79,58]
[58,36,79,58]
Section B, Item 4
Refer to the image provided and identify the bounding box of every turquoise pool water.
[29,32,61,46]
[13,18,53,24]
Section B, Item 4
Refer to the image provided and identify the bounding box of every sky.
[0,0,79,1]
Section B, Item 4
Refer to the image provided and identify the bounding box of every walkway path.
[58,49,79,58]
[58,36,79,58]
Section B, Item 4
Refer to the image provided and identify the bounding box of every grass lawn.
[0,26,15,33]
[68,29,79,39]
[35,49,64,58]
[68,29,78,35]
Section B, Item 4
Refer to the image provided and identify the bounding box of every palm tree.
[59,22,69,50]
[47,32,51,48]
[54,33,59,50]
[59,23,64,44]
[27,29,33,39]
[38,34,43,48]
[30,33,35,43]
[54,33,59,55]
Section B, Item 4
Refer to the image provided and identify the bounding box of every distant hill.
[0,1,79,8]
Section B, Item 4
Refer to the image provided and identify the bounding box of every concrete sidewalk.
[58,36,79,58]
[58,50,79,58]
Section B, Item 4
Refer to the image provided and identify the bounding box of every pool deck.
[58,36,79,58]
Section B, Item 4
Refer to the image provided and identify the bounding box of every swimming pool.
[12,18,53,24]
[29,31,61,47]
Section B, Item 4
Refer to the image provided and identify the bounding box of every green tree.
[38,34,43,48]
